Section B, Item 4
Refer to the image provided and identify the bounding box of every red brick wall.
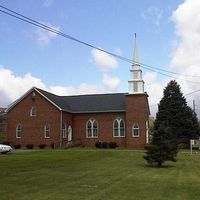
[6,89,149,149]
[72,112,126,147]
[125,93,149,149]
[7,91,62,148]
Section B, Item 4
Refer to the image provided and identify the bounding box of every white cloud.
[170,0,200,116]
[142,0,200,117]
[102,73,120,91]
[141,6,163,28]
[143,72,168,116]
[34,22,60,45]
[0,65,102,107]
[91,48,118,72]
[0,65,45,106]
[50,83,102,96]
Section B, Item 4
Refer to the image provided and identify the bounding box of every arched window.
[93,120,98,137]
[132,123,139,137]
[113,120,119,137]
[30,107,36,116]
[16,124,22,138]
[86,119,98,138]
[113,118,125,137]
[44,124,50,138]
[62,123,67,138]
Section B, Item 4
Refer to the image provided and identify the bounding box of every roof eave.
[6,87,62,113]
[34,88,62,111]
[6,87,35,112]
[62,109,126,114]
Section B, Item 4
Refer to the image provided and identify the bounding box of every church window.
[30,107,37,116]
[113,118,125,137]
[16,124,22,138]
[62,123,67,138]
[44,124,50,138]
[132,123,139,137]
[86,119,98,138]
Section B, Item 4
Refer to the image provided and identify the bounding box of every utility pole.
[193,99,195,111]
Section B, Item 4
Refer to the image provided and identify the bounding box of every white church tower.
[128,34,145,94]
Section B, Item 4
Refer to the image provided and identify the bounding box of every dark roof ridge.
[35,87,126,113]
[7,87,127,113]
[34,87,59,97]
[35,87,127,98]
[60,92,127,98]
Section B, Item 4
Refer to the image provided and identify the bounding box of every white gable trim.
[34,88,62,111]
[6,87,62,112]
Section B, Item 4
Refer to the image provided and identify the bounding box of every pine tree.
[144,80,200,166]
[144,124,177,167]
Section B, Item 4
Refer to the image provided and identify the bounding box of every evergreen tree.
[144,124,177,167]
[144,80,200,166]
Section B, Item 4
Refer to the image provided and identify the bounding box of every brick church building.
[6,40,150,149]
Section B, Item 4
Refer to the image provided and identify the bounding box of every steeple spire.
[133,33,139,67]
[128,34,145,94]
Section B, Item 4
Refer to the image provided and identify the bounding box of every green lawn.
[0,149,200,200]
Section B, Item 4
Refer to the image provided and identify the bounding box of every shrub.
[2,141,10,145]
[0,138,5,144]
[51,143,55,149]
[109,142,117,149]
[26,144,34,149]
[102,142,108,148]
[14,144,21,149]
[95,141,102,148]
[38,144,46,149]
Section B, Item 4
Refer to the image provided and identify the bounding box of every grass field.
[0,149,200,200]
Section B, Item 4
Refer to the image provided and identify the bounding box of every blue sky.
[1,0,200,116]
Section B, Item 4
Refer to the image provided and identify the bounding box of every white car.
[0,144,13,154]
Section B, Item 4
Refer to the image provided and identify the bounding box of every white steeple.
[128,34,144,94]
[133,33,139,69]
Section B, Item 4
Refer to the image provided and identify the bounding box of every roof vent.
[32,92,36,100]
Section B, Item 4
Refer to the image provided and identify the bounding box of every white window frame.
[62,123,67,138]
[113,118,125,137]
[16,124,22,138]
[30,107,37,117]
[44,124,50,138]
[132,123,139,137]
[86,119,98,138]
[146,121,149,143]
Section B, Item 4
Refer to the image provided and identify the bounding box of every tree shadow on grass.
[144,164,175,169]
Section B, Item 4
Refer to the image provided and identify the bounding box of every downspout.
[60,110,63,148]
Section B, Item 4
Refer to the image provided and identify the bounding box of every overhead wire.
[1,5,200,84]
[185,89,200,96]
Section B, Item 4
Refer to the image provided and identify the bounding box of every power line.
[149,88,200,108]
[139,64,200,84]
[1,5,200,84]
[0,5,131,63]
[185,89,200,96]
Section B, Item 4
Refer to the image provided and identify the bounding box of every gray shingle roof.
[36,88,126,113]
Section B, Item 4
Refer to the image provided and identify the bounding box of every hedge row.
[13,144,47,149]
[95,141,117,149]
